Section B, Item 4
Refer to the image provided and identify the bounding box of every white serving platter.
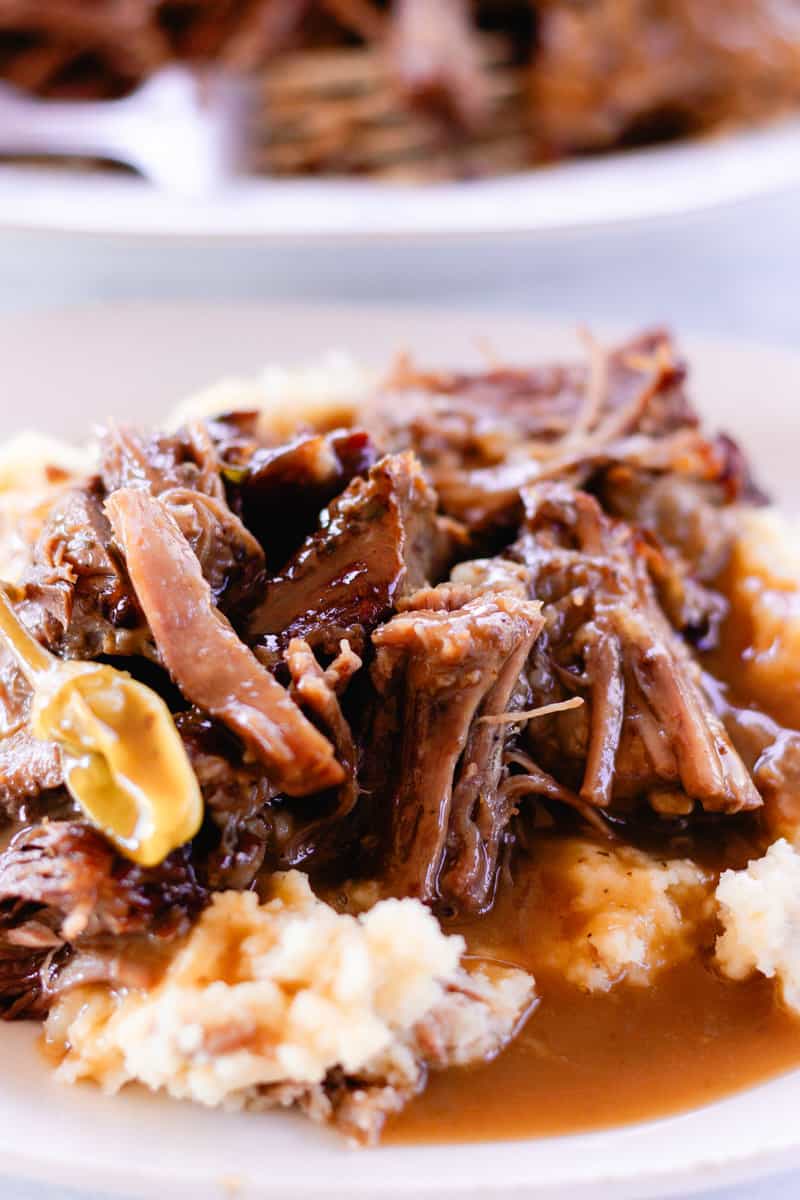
[1,117,800,240]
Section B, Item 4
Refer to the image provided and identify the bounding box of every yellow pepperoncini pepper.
[0,587,202,867]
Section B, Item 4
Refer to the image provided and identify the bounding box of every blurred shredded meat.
[531,0,800,159]
[0,3,798,181]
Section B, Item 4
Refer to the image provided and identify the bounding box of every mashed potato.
[46,873,534,1127]
[170,352,377,439]
[0,432,92,581]
[716,839,800,1013]
[724,507,800,727]
[537,839,714,991]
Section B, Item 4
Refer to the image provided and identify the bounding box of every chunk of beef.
[218,426,377,571]
[368,578,543,911]
[360,333,758,565]
[0,932,66,1019]
[0,638,63,818]
[508,484,761,817]
[154,487,266,618]
[100,427,266,617]
[0,730,63,820]
[179,639,363,883]
[0,822,206,942]
[531,0,800,160]
[0,821,206,1018]
[15,485,149,661]
[106,488,343,797]
[596,432,765,584]
[247,452,459,663]
[643,533,727,650]
[360,331,695,532]
[752,732,800,845]
[175,712,279,893]
[100,424,224,500]
[702,671,800,845]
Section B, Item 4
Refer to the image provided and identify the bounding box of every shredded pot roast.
[0,328,786,1015]
[1,3,800,180]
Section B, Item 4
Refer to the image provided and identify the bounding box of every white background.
[0,180,797,1200]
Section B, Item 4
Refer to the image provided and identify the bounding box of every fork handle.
[0,83,135,164]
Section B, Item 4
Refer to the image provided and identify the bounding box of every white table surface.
[0,183,797,1200]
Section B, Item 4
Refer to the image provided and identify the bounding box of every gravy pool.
[390,825,800,1143]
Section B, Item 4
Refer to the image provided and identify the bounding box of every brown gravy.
[390,958,800,1144]
[388,563,800,1145]
[389,860,800,1144]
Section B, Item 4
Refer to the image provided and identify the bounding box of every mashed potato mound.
[170,352,377,440]
[716,839,800,1013]
[724,507,800,727]
[46,873,534,1138]
[538,839,714,991]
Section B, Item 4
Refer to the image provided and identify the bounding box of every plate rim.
[2,115,800,242]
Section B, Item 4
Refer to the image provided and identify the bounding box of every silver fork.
[0,65,251,194]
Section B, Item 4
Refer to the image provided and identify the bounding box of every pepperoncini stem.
[0,588,203,867]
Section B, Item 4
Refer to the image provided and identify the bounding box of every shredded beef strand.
[283,637,362,866]
[579,632,624,808]
[105,487,344,797]
[509,482,760,817]
[478,695,584,725]
[369,579,543,911]
[15,484,150,660]
[501,749,612,837]
[100,425,266,617]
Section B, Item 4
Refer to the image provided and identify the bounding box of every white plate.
[2,117,800,240]
[1,302,800,1200]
